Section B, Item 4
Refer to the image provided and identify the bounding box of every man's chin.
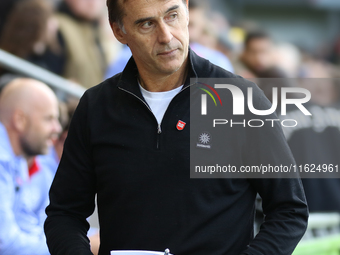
[158,60,185,75]
[157,66,180,76]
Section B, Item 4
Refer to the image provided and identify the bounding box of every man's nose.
[157,22,173,44]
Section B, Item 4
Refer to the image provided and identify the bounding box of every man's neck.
[138,59,189,92]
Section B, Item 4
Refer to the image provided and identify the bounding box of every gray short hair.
[107,0,188,32]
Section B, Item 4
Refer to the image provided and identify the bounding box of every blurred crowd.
[1,0,340,84]
[1,0,340,254]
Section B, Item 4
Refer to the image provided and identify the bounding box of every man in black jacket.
[44,0,308,254]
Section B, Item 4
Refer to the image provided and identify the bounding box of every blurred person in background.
[55,0,118,88]
[0,78,61,254]
[0,79,99,254]
[237,30,278,78]
[0,0,64,76]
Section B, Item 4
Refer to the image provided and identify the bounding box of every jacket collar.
[117,47,201,98]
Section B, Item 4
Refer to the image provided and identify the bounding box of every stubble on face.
[20,95,60,158]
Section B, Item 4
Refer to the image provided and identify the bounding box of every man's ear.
[12,109,27,133]
[110,22,128,45]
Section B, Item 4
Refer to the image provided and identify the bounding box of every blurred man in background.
[240,30,278,77]
[0,78,61,254]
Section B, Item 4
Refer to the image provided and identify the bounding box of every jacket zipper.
[118,83,196,149]
[119,87,161,149]
[157,124,162,149]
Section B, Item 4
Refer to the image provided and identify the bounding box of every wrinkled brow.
[134,5,179,25]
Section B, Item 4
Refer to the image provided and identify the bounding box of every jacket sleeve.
[44,91,96,255]
[0,165,50,255]
[240,84,309,255]
[243,177,308,255]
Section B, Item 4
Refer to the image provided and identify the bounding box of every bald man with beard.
[0,78,61,255]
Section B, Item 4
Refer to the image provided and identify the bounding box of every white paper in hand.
[110,251,173,255]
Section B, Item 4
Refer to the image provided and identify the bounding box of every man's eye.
[142,21,153,29]
[166,13,178,21]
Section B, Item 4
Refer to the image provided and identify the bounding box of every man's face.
[20,99,61,157]
[243,38,274,73]
[113,0,189,77]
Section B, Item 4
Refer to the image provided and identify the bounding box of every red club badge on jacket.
[176,120,186,131]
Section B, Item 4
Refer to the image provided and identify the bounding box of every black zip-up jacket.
[45,49,308,255]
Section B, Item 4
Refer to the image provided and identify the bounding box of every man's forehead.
[122,0,173,4]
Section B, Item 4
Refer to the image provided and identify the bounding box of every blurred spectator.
[0,0,64,76]
[0,78,61,254]
[238,30,277,78]
[55,0,117,88]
